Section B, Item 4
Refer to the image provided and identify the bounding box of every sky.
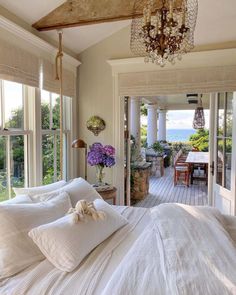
[141,110,210,130]
[167,110,210,130]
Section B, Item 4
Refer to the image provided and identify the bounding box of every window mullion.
[6,135,11,199]
[1,81,5,129]
[53,134,57,182]
[50,93,53,130]
[0,80,2,129]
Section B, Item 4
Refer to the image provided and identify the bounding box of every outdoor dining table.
[185,152,209,185]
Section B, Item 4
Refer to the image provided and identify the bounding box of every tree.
[189,129,209,152]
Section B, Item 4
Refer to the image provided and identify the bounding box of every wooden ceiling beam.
[33,0,183,31]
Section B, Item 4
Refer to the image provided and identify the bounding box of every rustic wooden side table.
[96,187,117,205]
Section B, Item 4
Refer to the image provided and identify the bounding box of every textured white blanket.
[0,206,149,295]
[103,204,236,295]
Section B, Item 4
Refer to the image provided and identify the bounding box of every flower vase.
[95,165,105,186]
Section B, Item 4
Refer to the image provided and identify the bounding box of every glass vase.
[95,165,105,186]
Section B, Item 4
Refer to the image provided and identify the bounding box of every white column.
[147,104,158,147]
[158,109,167,141]
[130,97,141,150]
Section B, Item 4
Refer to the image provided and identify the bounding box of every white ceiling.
[144,94,210,110]
[0,0,236,54]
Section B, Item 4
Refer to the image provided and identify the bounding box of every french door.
[211,92,236,215]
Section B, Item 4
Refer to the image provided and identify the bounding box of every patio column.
[147,104,158,147]
[130,97,141,151]
[158,109,167,141]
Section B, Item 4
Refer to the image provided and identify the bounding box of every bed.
[0,206,150,295]
[1,179,236,295]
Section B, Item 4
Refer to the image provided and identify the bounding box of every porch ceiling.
[143,93,210,110]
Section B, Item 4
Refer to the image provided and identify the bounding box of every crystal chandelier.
[193,96,205,130]
[130,0,198,67]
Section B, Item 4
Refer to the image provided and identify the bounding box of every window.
[41,90,72,185]
[0,81,73,201]
[0,80,29,201]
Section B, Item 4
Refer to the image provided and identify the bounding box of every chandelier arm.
[131,0,198,66]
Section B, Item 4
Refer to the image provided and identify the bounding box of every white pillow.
[13,180,67,196]
[29,199,128,272]
[31,178,102,206]
[1,195,32,204]
[0,192,71,279]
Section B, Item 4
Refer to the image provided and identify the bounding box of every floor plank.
[134,167,208,208]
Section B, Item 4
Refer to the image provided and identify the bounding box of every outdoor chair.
[174,153,190,187]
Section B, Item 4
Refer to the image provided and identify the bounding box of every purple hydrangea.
[87,151,104,166]
[104,145,115,156]
[105,156,116,167]
[87,142,115,168]
[90,142,103,151]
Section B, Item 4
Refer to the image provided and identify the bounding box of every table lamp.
[72,139,87,180]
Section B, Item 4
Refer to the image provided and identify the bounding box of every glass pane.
[226,92,233,138]
[42,134,55,184]
[217,93,225,137]
[225,138,232,190]
[216,138,224,186]
[0,137,7,202]
[41,90,50,129]
[10,135,25,194]
[56,134,61,180]
[4,81,23,129]
[63,96,72,130]
[52,93,60,130]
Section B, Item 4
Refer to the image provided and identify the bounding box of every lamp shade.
[72,139,87,148]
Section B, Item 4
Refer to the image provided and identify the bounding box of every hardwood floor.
[134,167,208,208]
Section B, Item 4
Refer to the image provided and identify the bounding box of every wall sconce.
[72,138,87,180]
[86,116,106,136]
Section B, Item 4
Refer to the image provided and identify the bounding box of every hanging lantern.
[193,96,205,129]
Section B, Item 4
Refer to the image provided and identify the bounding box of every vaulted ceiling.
[0,0,236,55]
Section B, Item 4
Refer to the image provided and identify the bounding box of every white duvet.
[0,206,150,295]
[102,204,236,295]
[1,204,236,295]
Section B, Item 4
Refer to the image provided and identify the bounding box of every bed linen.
[102,204,236,295]
[0,206,151,295]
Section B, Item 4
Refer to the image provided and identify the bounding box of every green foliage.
[170,142,192,153]
[189,129,209,152]
[141,125,147,148]
[140,103,147,116]
[151,141,164,154]
[42,98,60,184]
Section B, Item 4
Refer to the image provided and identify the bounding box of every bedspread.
[102,204,236,295]
[0,206,150,295]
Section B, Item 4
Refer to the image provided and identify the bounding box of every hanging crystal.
[130,0,198,66]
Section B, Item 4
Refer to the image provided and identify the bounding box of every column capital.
[158,109,167,113]
[147,103,158,110]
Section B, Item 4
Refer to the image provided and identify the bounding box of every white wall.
[78,26,133,183]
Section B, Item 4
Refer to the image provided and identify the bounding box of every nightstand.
[96,187,117,205]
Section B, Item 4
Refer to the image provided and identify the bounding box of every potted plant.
[87,143,115,186]
[151,141,164,155]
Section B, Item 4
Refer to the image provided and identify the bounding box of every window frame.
[40,90,72,184]
[0,81,31,199]
[0,80,74,201]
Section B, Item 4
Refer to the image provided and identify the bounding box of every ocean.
[167,129,196,142]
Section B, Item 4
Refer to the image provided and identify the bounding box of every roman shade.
[0,41,39,88]
[0,40,76,97]
[42,60,76,97]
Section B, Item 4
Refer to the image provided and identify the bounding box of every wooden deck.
[134,167,208,208]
